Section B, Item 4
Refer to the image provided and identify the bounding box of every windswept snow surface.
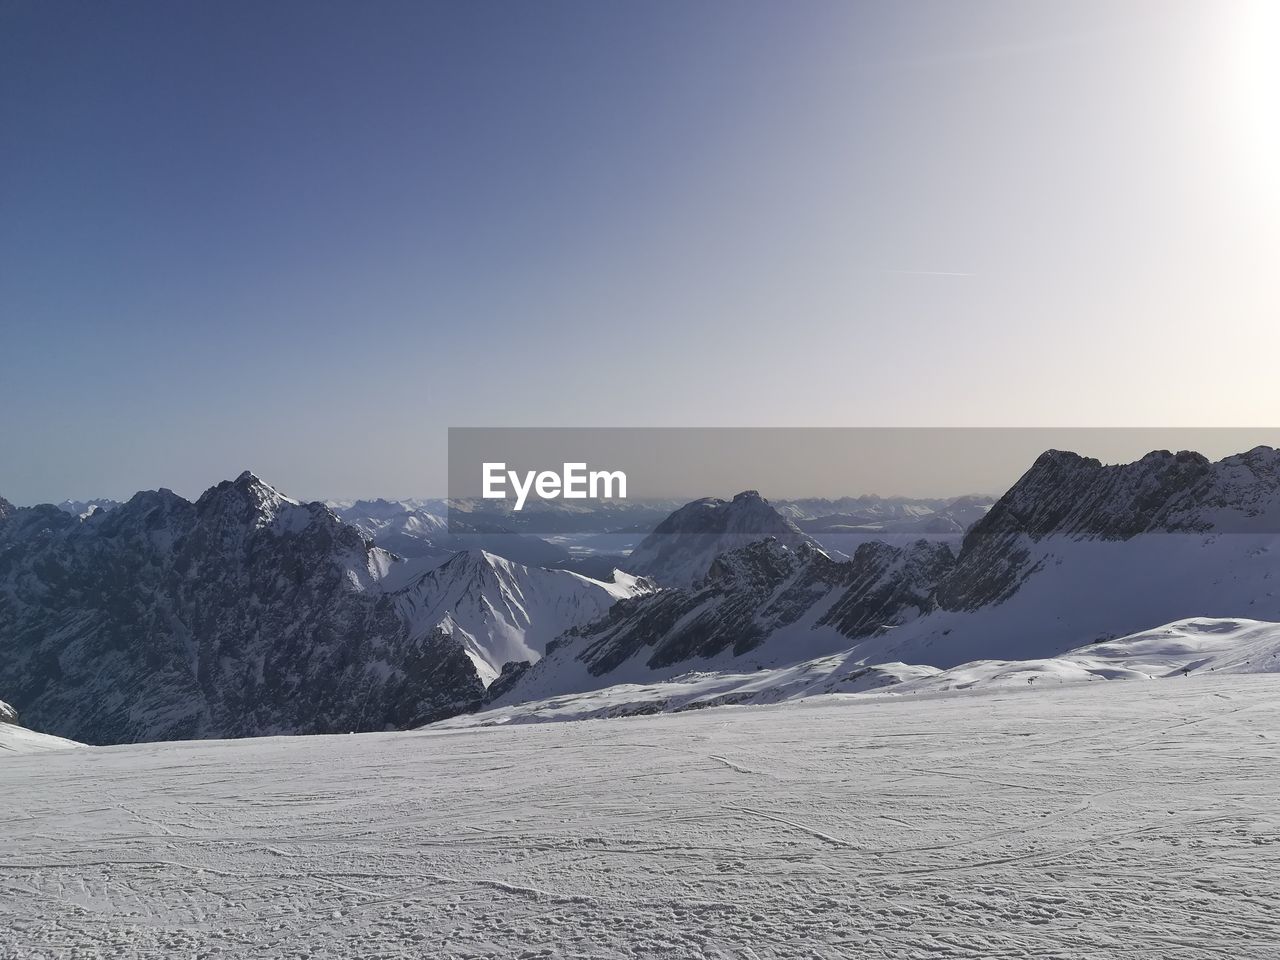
[457,617,1280,727]
[4,676,1280,959]
[889,617,1280,694]
[0,709,80,756]
[434,657,941,726]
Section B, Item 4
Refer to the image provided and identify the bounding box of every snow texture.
[454,617,1280,726]
[3,675,1278,958]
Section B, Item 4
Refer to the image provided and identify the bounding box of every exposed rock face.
[624,490,824,587]
[819,539,957,637]
[937,446,1280,610]
[503,537,955,703]
[0,474,484,744]
[484,660,533,703]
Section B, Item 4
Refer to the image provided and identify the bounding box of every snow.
[0,717,81,756]
[3,675,1279,957]
[816,532,1280,669]
[455,617,1280,727]
[889,617,1280,694]
[433,657,938,726]
[392,550,653,685]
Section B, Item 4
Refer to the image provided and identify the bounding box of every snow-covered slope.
[4,675,1278,958]
[0,699,81,755]
[846,446,1280,667]
[392,550,654,685]
[890,616,1280,693]
[442,616,1280,726]
[435,657,937,725]
[624,490,829,586]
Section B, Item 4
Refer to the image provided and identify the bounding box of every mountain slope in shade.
[0,473,485,744]
[937,446,1280,611]
[624,490,827,586]
[497,537,953,705]
[392,550,654,685]
[844,445,1280,668]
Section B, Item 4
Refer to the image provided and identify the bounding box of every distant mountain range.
[492,446,1280,707]
[5,445,1278,743]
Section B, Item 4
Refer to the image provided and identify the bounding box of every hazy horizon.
[10,427,1277,507]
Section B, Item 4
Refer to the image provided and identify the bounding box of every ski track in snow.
[4,676,1280,959]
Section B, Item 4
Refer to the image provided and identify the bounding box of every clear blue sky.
[2,1,1276,504]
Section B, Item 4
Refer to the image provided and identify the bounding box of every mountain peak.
[193,473,311,535]
[626,491,820,586]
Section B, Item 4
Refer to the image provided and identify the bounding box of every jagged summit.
[969,444,1280,546]
[392,546,654,686]
[626,491,822,586]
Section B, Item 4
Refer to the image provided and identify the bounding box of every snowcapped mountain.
[56,498,121,519]
[436,658,936,726]
[0,473,483,743]
[493,446,1280,707]
[495,536,954,705]
[624,490,827,586]
[0,473,654,744]
[391,549,654,685]
[851,445,1280,667]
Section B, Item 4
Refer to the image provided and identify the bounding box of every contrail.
[881,269,975,278]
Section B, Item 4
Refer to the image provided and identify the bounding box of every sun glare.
[1223,0,1280,197]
